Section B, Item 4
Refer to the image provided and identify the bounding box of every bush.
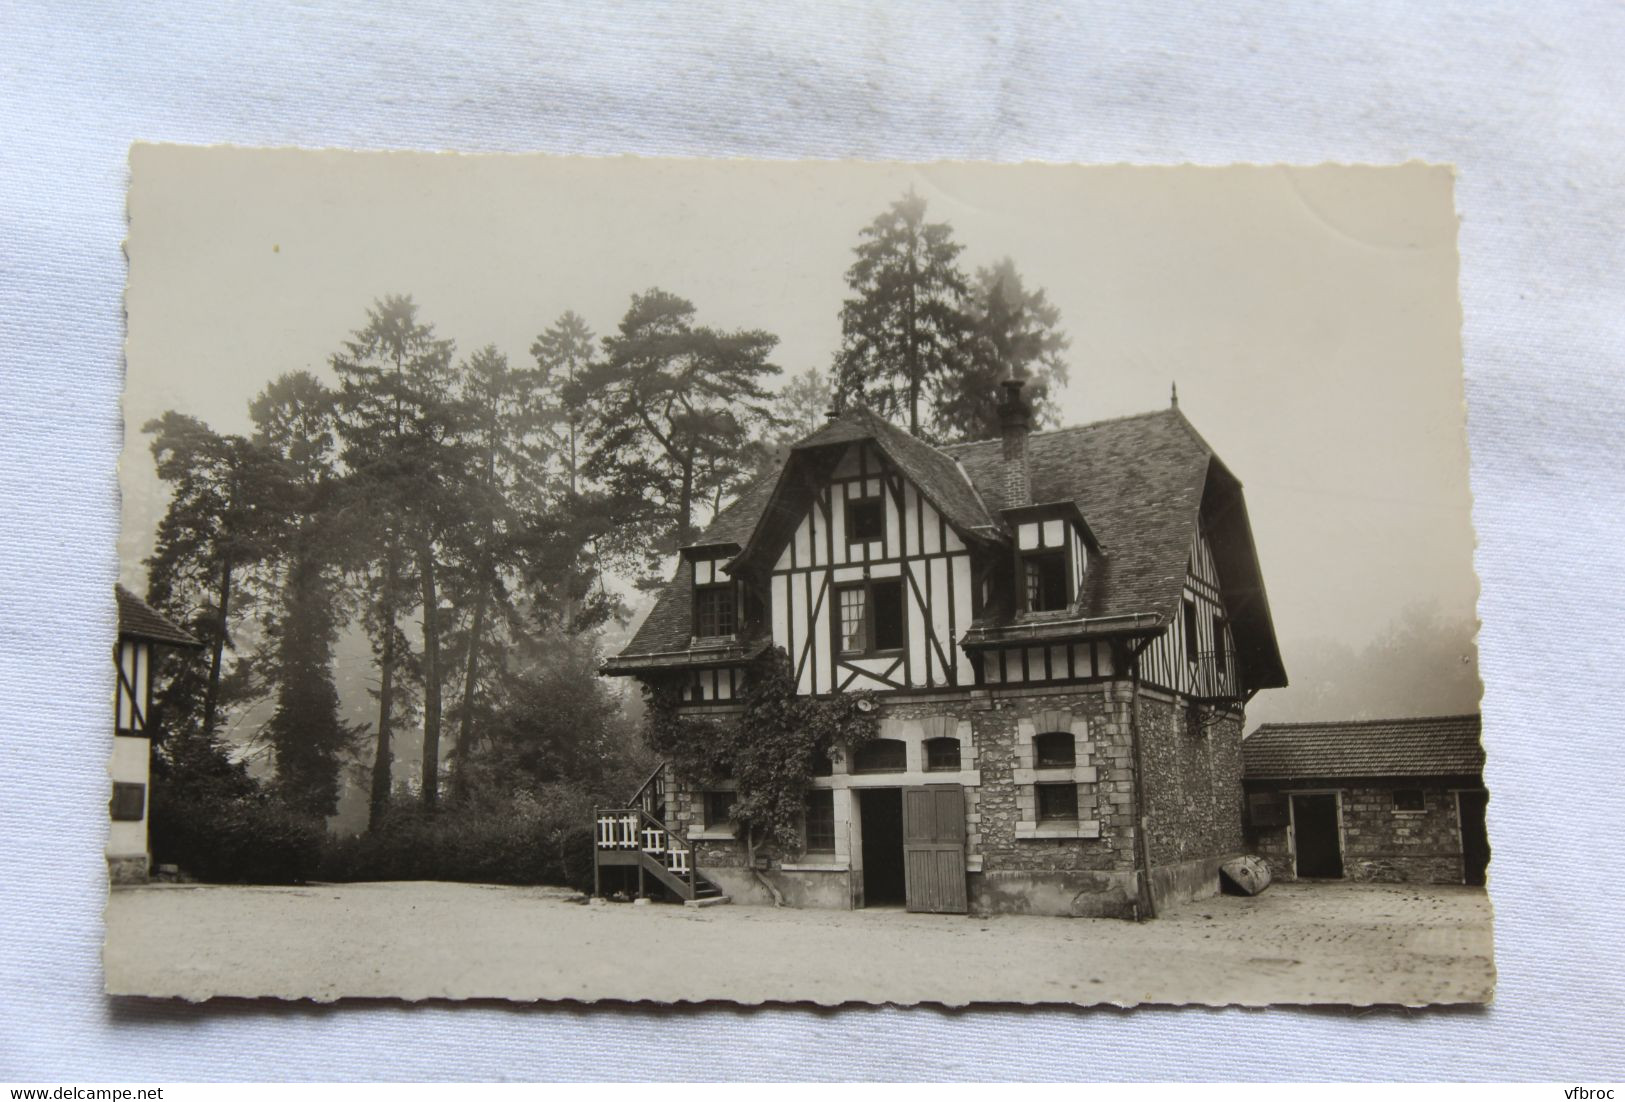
[150,787,325,885]
[316,785,599,891]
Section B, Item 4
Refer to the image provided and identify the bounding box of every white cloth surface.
[2,0,1622,1082]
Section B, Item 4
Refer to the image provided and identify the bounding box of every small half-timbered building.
[110,585,200,884]
[601,381,1287,917]
[1242,714,1489,886]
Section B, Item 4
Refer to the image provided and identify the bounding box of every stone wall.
[1138,693,1245,872]
[649,680,1252,917]
[968,685,1136,879]
[1245,779,1470,884]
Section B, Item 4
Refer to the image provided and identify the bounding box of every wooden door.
[902,784,967,914]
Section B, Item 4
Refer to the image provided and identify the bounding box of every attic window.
[694,583,735,638]
[1183,599,1200,663]
[847,496,884,543]
[1023,549,1069,612]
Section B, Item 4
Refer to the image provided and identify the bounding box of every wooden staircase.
[592,766,729,907]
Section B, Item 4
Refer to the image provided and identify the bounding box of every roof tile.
[1242,714,1484,779]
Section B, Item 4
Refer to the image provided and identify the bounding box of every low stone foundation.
[969,868,1138,918]
[1147,853,1226,913]
[107,854,149,885]
[704,866,854,909]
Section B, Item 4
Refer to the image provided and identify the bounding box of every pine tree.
[581,289,781,567]
[331,295,462,824]
[249,371,358,818]
[833,189,970,437]
[144,412,284,739]
[935,258,1071,440]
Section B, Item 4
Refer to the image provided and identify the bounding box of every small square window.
[924,737,961,772]
[847,497,884,543]
[1034,731,1075,769]
[1393,789,1425,812]
[1036,783,1078,822]
[110,782,145,822]
[1023,549,1069,612]
[804,789,835,853]
[694,583,735,638]
[703,790,735,829]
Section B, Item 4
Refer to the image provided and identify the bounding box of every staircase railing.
[629,761,667,817]
[593,805,697,897]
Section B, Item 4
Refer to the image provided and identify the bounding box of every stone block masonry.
[650,679,1248,917]
[1246,779,1471,884]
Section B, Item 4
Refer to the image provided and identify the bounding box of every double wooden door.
[902,784,968,914]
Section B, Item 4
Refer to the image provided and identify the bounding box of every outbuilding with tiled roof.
[1242,714,1489,887]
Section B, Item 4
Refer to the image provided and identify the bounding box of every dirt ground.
[103,879,1494,1006]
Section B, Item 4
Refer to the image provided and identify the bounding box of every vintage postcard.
[107,148,1487,1005]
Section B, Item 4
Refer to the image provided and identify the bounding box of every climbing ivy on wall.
[644,646,880,856]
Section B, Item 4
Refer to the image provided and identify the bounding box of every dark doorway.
[1458,789,1490,886]
[859,788,905,906]
[1291,793,1343,879]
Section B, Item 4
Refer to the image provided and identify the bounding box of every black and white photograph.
[103,149,1486,1005]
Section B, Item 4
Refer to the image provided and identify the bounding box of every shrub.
[150,787,325,884]
[316,785,600,890]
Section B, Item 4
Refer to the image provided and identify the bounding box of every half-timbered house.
[110,585,200,884]
[600,381,1287,917]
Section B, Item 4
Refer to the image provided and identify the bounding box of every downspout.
[1128,640,1157,921]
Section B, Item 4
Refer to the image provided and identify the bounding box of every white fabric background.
[2,0,1622,1082]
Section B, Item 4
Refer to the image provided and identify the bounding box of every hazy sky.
[123,149,1476,718]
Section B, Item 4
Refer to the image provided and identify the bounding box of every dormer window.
[1023,549,1068,612]
[682,543,742,640]
[1006,502,1093,615]
[846,496,884,543]
[694,583,735,638]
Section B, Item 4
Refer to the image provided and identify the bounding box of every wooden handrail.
[629,761,666,810]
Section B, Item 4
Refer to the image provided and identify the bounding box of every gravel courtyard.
[104,879,1494,1006]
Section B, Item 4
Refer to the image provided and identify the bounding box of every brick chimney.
[998,377,1032,507]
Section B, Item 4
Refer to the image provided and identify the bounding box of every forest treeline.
[140,189,1069,885]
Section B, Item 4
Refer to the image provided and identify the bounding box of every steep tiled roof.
[611,405,1282,684]
[115,585,201,647]
[796,408,1001,540]
[1242,714,1484,780]
[618,474,781,659]
[943,408,1210,622]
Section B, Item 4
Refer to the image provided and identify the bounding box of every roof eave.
[600,638,769,677]
[959,611,1164,650]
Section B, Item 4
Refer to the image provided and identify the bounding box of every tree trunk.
[368,553,398,832]
[418,539,442,814]
[677,457,695,548]
[744,827,784,907]
[906,236,920,435]
[450,549,490,803]
[202,551,233,738]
